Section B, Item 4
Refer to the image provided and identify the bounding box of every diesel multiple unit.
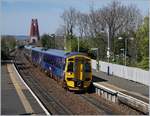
[24,45,92,91]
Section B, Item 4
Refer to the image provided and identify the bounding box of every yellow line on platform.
[7,64,34,114]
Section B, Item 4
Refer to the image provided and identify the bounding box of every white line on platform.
[8,64,34,113]
[13,64,50,115]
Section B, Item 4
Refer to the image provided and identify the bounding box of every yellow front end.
[65,55,92,91]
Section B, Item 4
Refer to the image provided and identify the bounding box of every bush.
[1,36,16,60]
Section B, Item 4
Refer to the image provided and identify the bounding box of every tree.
[55,25,66,36]
[76,12,89,39]
[40,34,55,48]
[100,1,142,54]
[61,7,78,51]
[1,36,16,60]
[61,7,77,40]
[136,16,149,69]
[88,6,103,38]
[57,1,144,65]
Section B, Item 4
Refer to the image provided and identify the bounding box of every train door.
[75,58,85,80]
[65,59,75,87]
[75,60,83,81]
[75,58,92,81]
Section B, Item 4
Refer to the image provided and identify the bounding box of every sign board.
[107,51,110,58]
[91,48,98,50]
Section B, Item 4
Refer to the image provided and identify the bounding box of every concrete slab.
[92,69,149,103]
[1,64,26,115]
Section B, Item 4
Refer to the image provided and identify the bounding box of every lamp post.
[118,37,134,66]
[106,27,110,63]
[64,35,66,50]
[78,36,79,52]
[120,48,125,64]
[64,26,67,51]
[106,25,110,75]
[52,34,55,49]
[149,11,150,72]
[91,48,99,71]
[101,25,110,75]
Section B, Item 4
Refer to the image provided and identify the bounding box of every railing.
[92,60,150,86]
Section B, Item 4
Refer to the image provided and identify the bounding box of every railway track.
[78,93,143,115]
[14,50,72,115]
[13,49,144,115]
[77,94,116,114]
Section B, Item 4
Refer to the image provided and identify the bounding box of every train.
[24,45,92,91]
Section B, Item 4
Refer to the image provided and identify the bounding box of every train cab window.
[67,62,74,72]
[84,62,91,72]
[68,58,73,61]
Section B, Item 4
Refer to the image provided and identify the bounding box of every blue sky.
[1,0,150,35]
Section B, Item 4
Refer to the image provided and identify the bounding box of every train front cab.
[65,55,92,91]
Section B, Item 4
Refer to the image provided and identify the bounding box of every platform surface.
[92,69,149,103]
[1,63,46,115]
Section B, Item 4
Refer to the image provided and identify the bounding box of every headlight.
[68,72,71,75]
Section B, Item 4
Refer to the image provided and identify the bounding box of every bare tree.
[76,12,90,38]
[58,1,142,60]
[55,25,66,36]
[61,7,77,39]
[88,6,101,37]
[76,11,84,38]
[100,1,142,53]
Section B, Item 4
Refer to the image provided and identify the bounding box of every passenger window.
[67,62,74,72]
[84,62,91,72]
[63,63,66,70]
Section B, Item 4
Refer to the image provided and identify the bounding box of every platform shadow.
[92,75,107,82]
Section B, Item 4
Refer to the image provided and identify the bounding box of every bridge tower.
[29,19,40,43]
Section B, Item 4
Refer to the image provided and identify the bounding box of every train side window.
[44,55,46,62]
[48,56,50,64]
[62,63,65,70]
[67,62,74,72]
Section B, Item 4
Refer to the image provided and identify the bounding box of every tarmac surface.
[1,63,46,115]
[92,69,149,103]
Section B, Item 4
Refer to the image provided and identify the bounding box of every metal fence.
[92,60,150,86]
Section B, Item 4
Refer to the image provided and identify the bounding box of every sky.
[1,0,150,35]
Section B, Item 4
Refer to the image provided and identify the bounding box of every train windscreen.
[84,62,91,72]
[75,58,91,72]
[67,62,74,72]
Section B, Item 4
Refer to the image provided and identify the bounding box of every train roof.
[44,49,67,57]
[31,47,88,58]
[24,45,33,50]
[31,47,43,53]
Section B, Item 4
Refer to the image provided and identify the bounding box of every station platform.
[1,63,46,115]
[92,69,149,103]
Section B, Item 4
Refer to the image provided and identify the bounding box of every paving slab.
[1,63,46,115]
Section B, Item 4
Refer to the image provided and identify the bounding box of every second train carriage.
[24,45,32,61]
[24,46,92,91]
[31,47,44,66]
